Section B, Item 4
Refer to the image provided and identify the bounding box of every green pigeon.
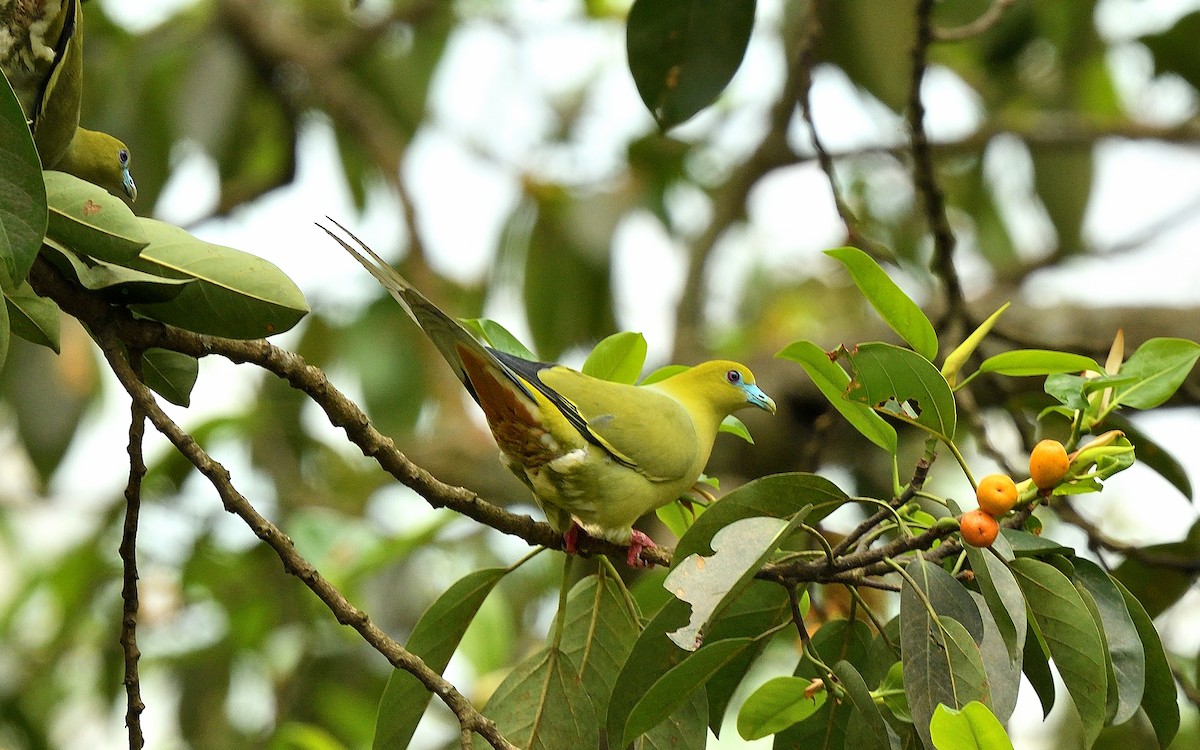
[2,0,136,201]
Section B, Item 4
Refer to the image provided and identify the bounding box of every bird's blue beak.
[742,383,777,414]
[122,167,137,202]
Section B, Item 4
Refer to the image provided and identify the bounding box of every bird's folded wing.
[532,364,699,483]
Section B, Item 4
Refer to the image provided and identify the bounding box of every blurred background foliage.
[3,0,1200,748]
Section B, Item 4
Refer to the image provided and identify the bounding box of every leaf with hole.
[777,339,897,453]
[841,342,956,441]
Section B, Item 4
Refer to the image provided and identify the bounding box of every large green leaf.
[1071,558,1144,725]
[1111,337,1200,409]
[673,473,847,562]
[582,331,647,384]
[701,581,791,735]
[1010,558,1107,746]
[964,546,1025,661]
[1021,621,1056,718]
[900,560,990,750]
[826,247,937,361]
[777,340,897,454]
[44,171,148,264]
[485,647,598,750]
[625,0,755,128]
[41,238,193,304]
[1112,577,1180,749]
[559,572,641,721]
[665,515,800,651]
[128,218,308,338]
[373,567,508,750]
[3,281,60,353]
[622,637,753,746]
[842,342,957,441]
[607,597,693,745]
[971,591,1021,723]
[1105,413,1192,500]
[0,73,47,290]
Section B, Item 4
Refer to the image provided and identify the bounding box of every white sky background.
[7,0,1200,747]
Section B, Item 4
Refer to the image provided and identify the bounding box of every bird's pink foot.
[627,529,656,568]
[563,523,581,555]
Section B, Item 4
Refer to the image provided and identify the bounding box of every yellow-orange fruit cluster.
[959,509,1000,548]
[1030,439,1070,490]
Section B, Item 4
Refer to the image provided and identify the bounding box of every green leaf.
[1111,337,1200,409]
[665,515,802,651]
[0,73,47,289]
[3,281,60,352]
[559,571,641,721]
[374,567,507,750]
[622,638,753,746]
[1112,577,1180,749]
[1010,558,1107,746]
[41,238,194,304]
[485,647,598,750]
[941,302,1009,386]
[826,247,937,361]
[44,171,148,264]
[878,661,911,723]
[900,559,991,750]
[0,291,8,369]
[127,219,308,339]
[1113,518,1200,617]
[1021,621,1056,718]
[773,619,874,750]
[607,597,693,745]
[737,676,827,740]
[930,701,1014,750]
[673,473,847,562]
[718,414,753,444]
[964,546,1026,662]
[777,339,897,454]
[842,342,957,441]
[970,591,1021,723]
[640,363,688,385]
[700,581,791,735]
[625,0,755,128]
[1071,558,1145,724]
[1000,528,1074,558]
[637,690,708,750]
[582,331,647,384]
[141,348,198,407]
[461,317,537,360]
[977,349,1099,378]
[834,661,898,750]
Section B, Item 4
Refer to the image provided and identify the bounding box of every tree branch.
[89,316,518,750]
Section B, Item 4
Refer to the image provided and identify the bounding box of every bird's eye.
[726,369,742,384]
[118,149,129,166]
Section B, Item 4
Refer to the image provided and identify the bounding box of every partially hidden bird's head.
[663,360,777,418]
[62,127,137,202]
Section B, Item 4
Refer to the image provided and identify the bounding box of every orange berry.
[959,509,1000,548]
[1030,439,1070,490]
[976,473,1018,517]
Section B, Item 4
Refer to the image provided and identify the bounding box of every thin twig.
[119,350,147,750]
[909,0,965,329]
[935,0,1018,42]
[795,1,887,257]
[832,452,933,557]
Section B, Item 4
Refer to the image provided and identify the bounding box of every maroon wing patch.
[456,344,561,467]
